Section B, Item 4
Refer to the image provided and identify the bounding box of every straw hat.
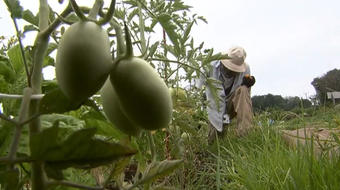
[221,46,247,72]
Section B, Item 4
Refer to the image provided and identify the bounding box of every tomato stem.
[97,0,116,25]
[30,0,51,189]
[111,19,126,58]
[70,0,87,21]
[124,22,134,58]
[41,3,72,37]
[88,0,103,20]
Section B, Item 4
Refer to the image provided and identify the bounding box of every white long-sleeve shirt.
[197,60,250,131]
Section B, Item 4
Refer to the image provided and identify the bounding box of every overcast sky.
[1,0,339,98]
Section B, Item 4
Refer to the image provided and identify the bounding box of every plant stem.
[124,22,134,57]
[135,0,156,19]
[54,11,74,25]
[97,0,116,25]
[111,19,125,58]
[41,3,72,37]
[162,29,168,83]
[151,58,207,78]
[88,0,103,20]
[0,113,17,124]
[47,180,104,190]
[11,18,31,87]
[19,113,41,127]
[166,64,182,81]
[8,88,32,165]
[138,2,146,53]
[147,132,157,162]
[30,0,50,189]
[30,37,49,93]
[70,0,87,21]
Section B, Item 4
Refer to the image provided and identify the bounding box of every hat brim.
[221,59,246,73]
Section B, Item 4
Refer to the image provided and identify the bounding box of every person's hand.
[242,74,256,88]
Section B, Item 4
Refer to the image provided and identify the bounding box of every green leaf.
[123,0,138,8]
[154,1,166,12]
[22,9,39,26]
[39,88,82,114]
[0,61,16,83]
[16,126,30,156]
[41,114,85,131]
[48,6,56,22]
[127,8,139,23]
[23,25,38,33]
[180,21,194,46]
[7,44,24,74]
[114,8,127,20]
[4,0,23,18]
[30,125,60,159]
[0,121,15,156]
[112,157,131,178]
[147,41,159,59]
[157,14,180,55]
[45,164,64,180]
[208,53,229,63]
[61,26,65,35]
[32,128,136,169]
[137,159,183,185]
[82,110,126,139]
[0,169,20,190]
[41,80,58,94]
[43,56,55,67]
[197,16,208,24]
[47,43,58,55]
[149,18,158,31]
[172,0,192,12]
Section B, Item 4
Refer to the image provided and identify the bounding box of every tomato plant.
[0,0,227,189]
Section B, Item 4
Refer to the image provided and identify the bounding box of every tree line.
[251,94,312,112]
[252,68,340,111]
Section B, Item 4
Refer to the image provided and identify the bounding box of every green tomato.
[110,57,173,130]
[100,79,141,136]
[56,21,112,101]
[169,87,187,102]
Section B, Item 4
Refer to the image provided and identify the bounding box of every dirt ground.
[281,127,340,156]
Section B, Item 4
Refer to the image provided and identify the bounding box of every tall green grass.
[218,125,340,190]
[168,107,340,190]
[57,108,340,189]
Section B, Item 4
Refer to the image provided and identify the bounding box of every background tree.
[252,94,312,112]
[311,68,340,105]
